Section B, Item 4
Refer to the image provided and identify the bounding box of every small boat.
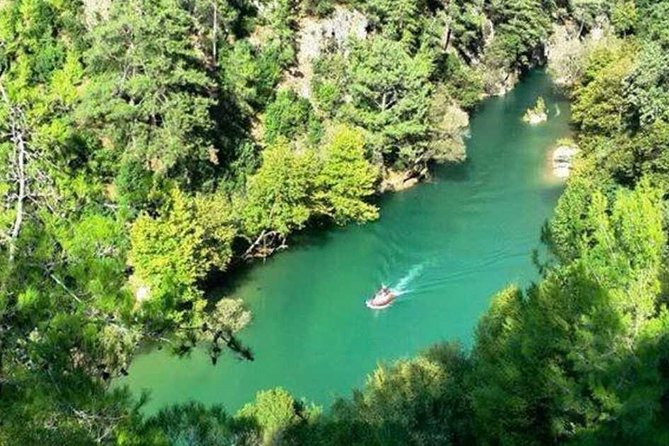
[366,286,397,309]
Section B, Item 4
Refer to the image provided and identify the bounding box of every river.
[122,70,571,413]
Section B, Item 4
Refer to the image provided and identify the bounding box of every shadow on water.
[205,261,256,299]
[434,158,473,183]
[206,221,345,299]
[541,183,567,205]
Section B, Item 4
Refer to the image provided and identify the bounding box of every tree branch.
[0,83,27,265]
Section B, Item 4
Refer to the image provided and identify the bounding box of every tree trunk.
[445,26,452,50]
[0,85,27,266]
[212,1,218,65]
[243,230,287,260]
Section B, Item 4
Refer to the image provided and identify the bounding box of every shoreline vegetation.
[3,0,669,444]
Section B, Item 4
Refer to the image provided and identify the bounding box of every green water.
[124,70,570,413]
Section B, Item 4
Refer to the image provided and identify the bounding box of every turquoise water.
[123,70,570,413]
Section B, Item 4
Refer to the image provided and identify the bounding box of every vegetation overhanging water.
[123,70,571,413]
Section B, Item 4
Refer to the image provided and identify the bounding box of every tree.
[611,0,637,36]
[263,89,322,145]
[313,36,434,170]
[572,40,636,136]
[221,20,296,112]
[570,311,669,446]
[364,0,426,48]
[442,0,487,62]
[337,343,472,446]
[238,388,306,445]
[139,401,260,446]
[637,0,669,49]
[473,179,666,444]
[434,54,484,110]
[0,0,87,271]
[238,141,318,258]
[570,0,610,33]
[483,0,552,70]
[470,285,531,444]
[128,188,236,324]
[0,3,147,442]
[623,42,669,129]
[313,125,379,225]
[78,0,220,193]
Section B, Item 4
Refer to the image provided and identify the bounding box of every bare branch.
[0,83,27,265]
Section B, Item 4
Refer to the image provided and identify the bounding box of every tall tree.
[473,179,666,444]
[78,0,222,201]
[313,36,434,170]
[238,141,318,258]
[312,125,379,225]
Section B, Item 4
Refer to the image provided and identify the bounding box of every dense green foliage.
[263,89,322,145]
[4,0,669,444]
[314,36,434,168]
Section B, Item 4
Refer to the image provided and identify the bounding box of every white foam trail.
[392,263,425,295]
[554,104,561,117]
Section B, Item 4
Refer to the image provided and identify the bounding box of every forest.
[1,0,668,444]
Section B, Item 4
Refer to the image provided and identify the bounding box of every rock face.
[135,285,151,303]
[552,145,579,178]
[432,103,470,162]
[482,65,520,97]
[380,168,428,193]
[523,109,548,125]
[82,0,111,27]
[523,97,548,125]
[283,7,368,98]
[427,86,470,163]
[546,18,612,88]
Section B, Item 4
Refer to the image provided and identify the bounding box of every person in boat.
[376,285,394,301]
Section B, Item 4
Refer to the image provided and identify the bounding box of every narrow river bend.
[123,70,571,413]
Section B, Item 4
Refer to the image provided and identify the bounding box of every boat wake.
[391,263,425,296]
[554,104,561,117]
